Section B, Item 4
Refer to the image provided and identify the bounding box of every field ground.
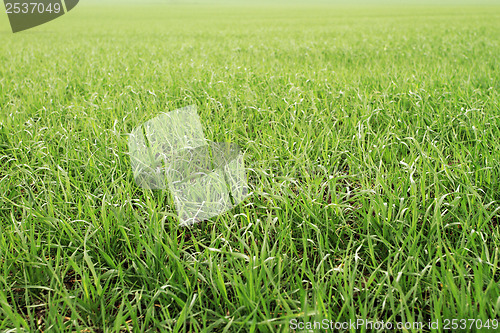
[0,2,499,332]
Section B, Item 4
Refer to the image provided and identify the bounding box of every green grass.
[0,2,499,332]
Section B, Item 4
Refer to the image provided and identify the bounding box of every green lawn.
[0,2,499,332]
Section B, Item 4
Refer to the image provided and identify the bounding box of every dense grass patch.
[0,3,499,331]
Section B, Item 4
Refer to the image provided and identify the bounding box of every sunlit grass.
[0,3,499,331]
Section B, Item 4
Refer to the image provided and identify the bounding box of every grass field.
[1,1,500,331]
